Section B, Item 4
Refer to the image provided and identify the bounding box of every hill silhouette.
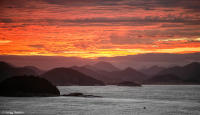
[144,74,184,84]
[71,66,112,84]
[1,61,200,85]
[84,61,120,72]
[157,62,200,83]
[140,65,165,76]
[101,67,147,84]
[23,66,44,74]
[74,66,147,84]
[0,62,39,81]
[41,68,104,86]
[0,75,60,97]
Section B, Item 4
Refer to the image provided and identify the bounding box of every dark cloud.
[0,0,42,10]
[187,40,200,43]
[109,32,154,45]
[44,0,95,6]
[29,45,45,49]
[1,0,200,12]
[121,0,200,12]
[97,52,200,69]
[1,16,200,26]
[160,24,184,28]
[0,18,13,23]
[43,0,124,7]
[98,52,200,63]
[0,55,92,70]
[155,0,200,12]
[1,0,200,28]
[109,28,200,45]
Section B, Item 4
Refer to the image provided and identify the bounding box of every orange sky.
[0,0,200,58]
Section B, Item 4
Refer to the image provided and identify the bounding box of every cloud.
[0,40,12,44]
[73,42,90,49]
[0,55,92,70]
[154,0,200,12]
[42,0,200,12]
[1,16,199,26]
[157,37,200,43]
[0,0,200,58]
[100,52,200,62]
[0,18,13,23]
[28,45,44,49]
[1,0,200,12]
[109,32,154,45]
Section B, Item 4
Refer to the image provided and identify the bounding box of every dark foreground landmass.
[0,75,101,97]
[0,76,60,97]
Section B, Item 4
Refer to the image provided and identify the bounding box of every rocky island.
[117,81,142,87]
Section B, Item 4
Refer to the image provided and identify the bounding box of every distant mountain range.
[152,62,200,84]
[144,74,183,84]
[71,66,111,83]
[140,65,165,76]
[73,62,147,84]
[103,67,147,84]
[1,61,200,85]
[72,61,200,85]
[83,61,120,72]
[41,68,104,86]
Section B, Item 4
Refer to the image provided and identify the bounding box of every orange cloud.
[0,0,200,58]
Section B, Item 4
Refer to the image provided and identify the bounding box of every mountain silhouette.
[0,75,60,97]
[41,68,104,86]
[1,61,200,85]
[140,65,165,76]
[23,66,44,74]
[157,62,200,83]
[94,67,146,84]
[71,66,111,84]
[105,67,147,84]
[0,61,38,81]
[144,74,183,84]
[73,66,147,84]
[84,61,120,72]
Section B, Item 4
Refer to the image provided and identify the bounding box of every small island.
[62,92,102,98]
[116,81,142,87]
[0,75,60,97]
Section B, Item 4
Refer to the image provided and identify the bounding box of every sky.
[1,53,200,70]
[0,0,200,58]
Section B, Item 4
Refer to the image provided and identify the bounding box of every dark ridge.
[105,67,147,84]
[0,61,38,82]
[0,75,60,97]
[71,66,112,84]
[144,74,184,85]
[140,65,165,76]
[23,66,45,74]
[157,62,200,83]
[41,67,105,86]
[92,61,120,72]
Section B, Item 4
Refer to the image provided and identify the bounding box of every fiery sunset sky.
[1,0,200,58]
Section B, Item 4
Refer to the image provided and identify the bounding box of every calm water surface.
[0,85,200,115]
